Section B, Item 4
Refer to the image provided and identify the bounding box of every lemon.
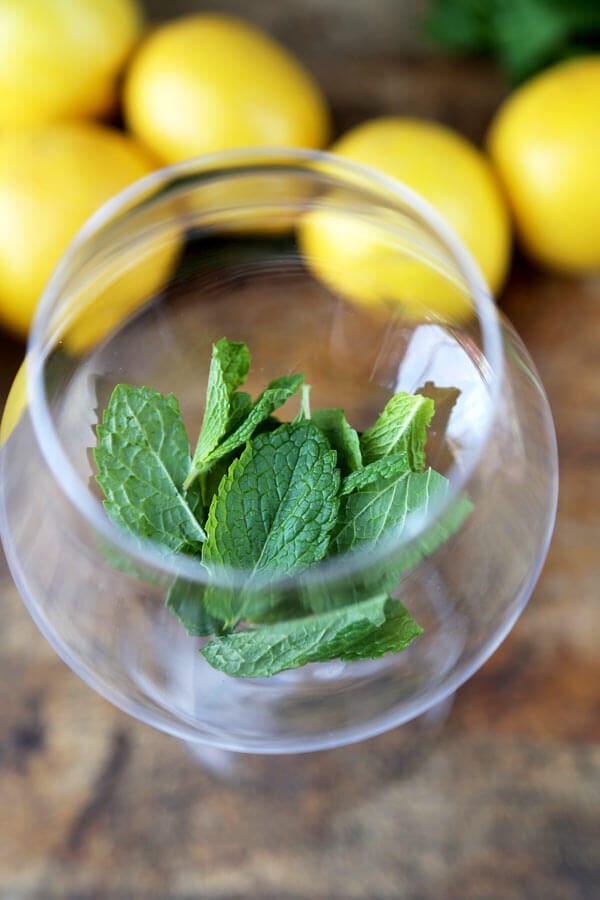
[123,14,331,164]
[488,56,600,273]
[0,359,26,446]
[0,122,177,347]
[300,201,476,323]
[299,117,511,323]
[0,0,144,128]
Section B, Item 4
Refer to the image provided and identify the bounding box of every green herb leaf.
[187,374,304,486]
[311,408,362,474]
[225,390,253,433]
[397,492,473,570]
[166,578,225,636]
[201,594,422,677]
[340,450,410,495]
[336,599,424,661]
[306,472,471,615]
[416,382,460,473]
[186,339,250,488]
[94,385,205,552]
[202,422,340,625]
[332,467,452,556]
[360,392,434,471]
[425,0,600,82]
[332,470,472,605]
[425,0,494,54]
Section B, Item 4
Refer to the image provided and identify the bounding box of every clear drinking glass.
[0,150,558,753]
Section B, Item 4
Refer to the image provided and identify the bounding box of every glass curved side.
[0,315,557,753]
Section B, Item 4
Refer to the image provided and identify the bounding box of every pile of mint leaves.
[425,0,600,82]
[94,338,470,678]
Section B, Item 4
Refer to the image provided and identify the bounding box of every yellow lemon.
[488,56,600,273]
[0,0,144,127]
[0,122,178,348]
[0,359,26,446]
[123,14,331,164]
[299,118,511,323]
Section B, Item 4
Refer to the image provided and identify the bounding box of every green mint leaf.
[201,594,421,677]
[166,578,225,636]
[425,0,494,54]
[198,451,237,511]
[336,599,424,661]
[333,467,452,556]
[311,408,362,474]
[340,450,410,495]
[416,382,460,473]
[225,390,252,433]
[493,0,570,81]
[94,385,206,553]
[306,473,471,616]
[425,0,600,82]
[188,373,304,482]
[186,339,250,488]
[252,415,283,436]
[360,392,435,471]
[397,491,473,569]
[326,467,471,611]
[202,422,339,625]
[248,594,309,624]
[215,338,251,393]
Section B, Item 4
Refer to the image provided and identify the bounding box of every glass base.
[183,693,454,781]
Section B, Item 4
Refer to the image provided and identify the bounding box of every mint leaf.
[397,492,473,569]
[425,0,600,82]
[225,390,252,433]
[202,422,340,625]
[416,382,460,474]
[201,594,421,677]
[340,450,410,495]
[166,578,224,636]
[311,408,362,474]
[187,373,304,486]
[336,599,424,661]
[305,471,471,616]
[333,467,452,555]
[330,468,472,607]
[94,385,206,553]
[360,392,434,471]
[216,338,251,393]
[248,594,308,624]
[186,339,250,488]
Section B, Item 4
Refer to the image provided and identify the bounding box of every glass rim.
[26,147,505,588]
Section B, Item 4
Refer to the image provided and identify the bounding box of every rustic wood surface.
[1,52,599,900]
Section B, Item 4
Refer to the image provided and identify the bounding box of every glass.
[0,150,558,753]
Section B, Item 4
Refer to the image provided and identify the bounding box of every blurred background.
[0,0,599,897]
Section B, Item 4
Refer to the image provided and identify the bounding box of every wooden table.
[1,59,599,899]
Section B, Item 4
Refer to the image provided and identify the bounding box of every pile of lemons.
[1,0,599,346]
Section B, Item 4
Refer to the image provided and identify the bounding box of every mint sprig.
[94,339,471,678]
